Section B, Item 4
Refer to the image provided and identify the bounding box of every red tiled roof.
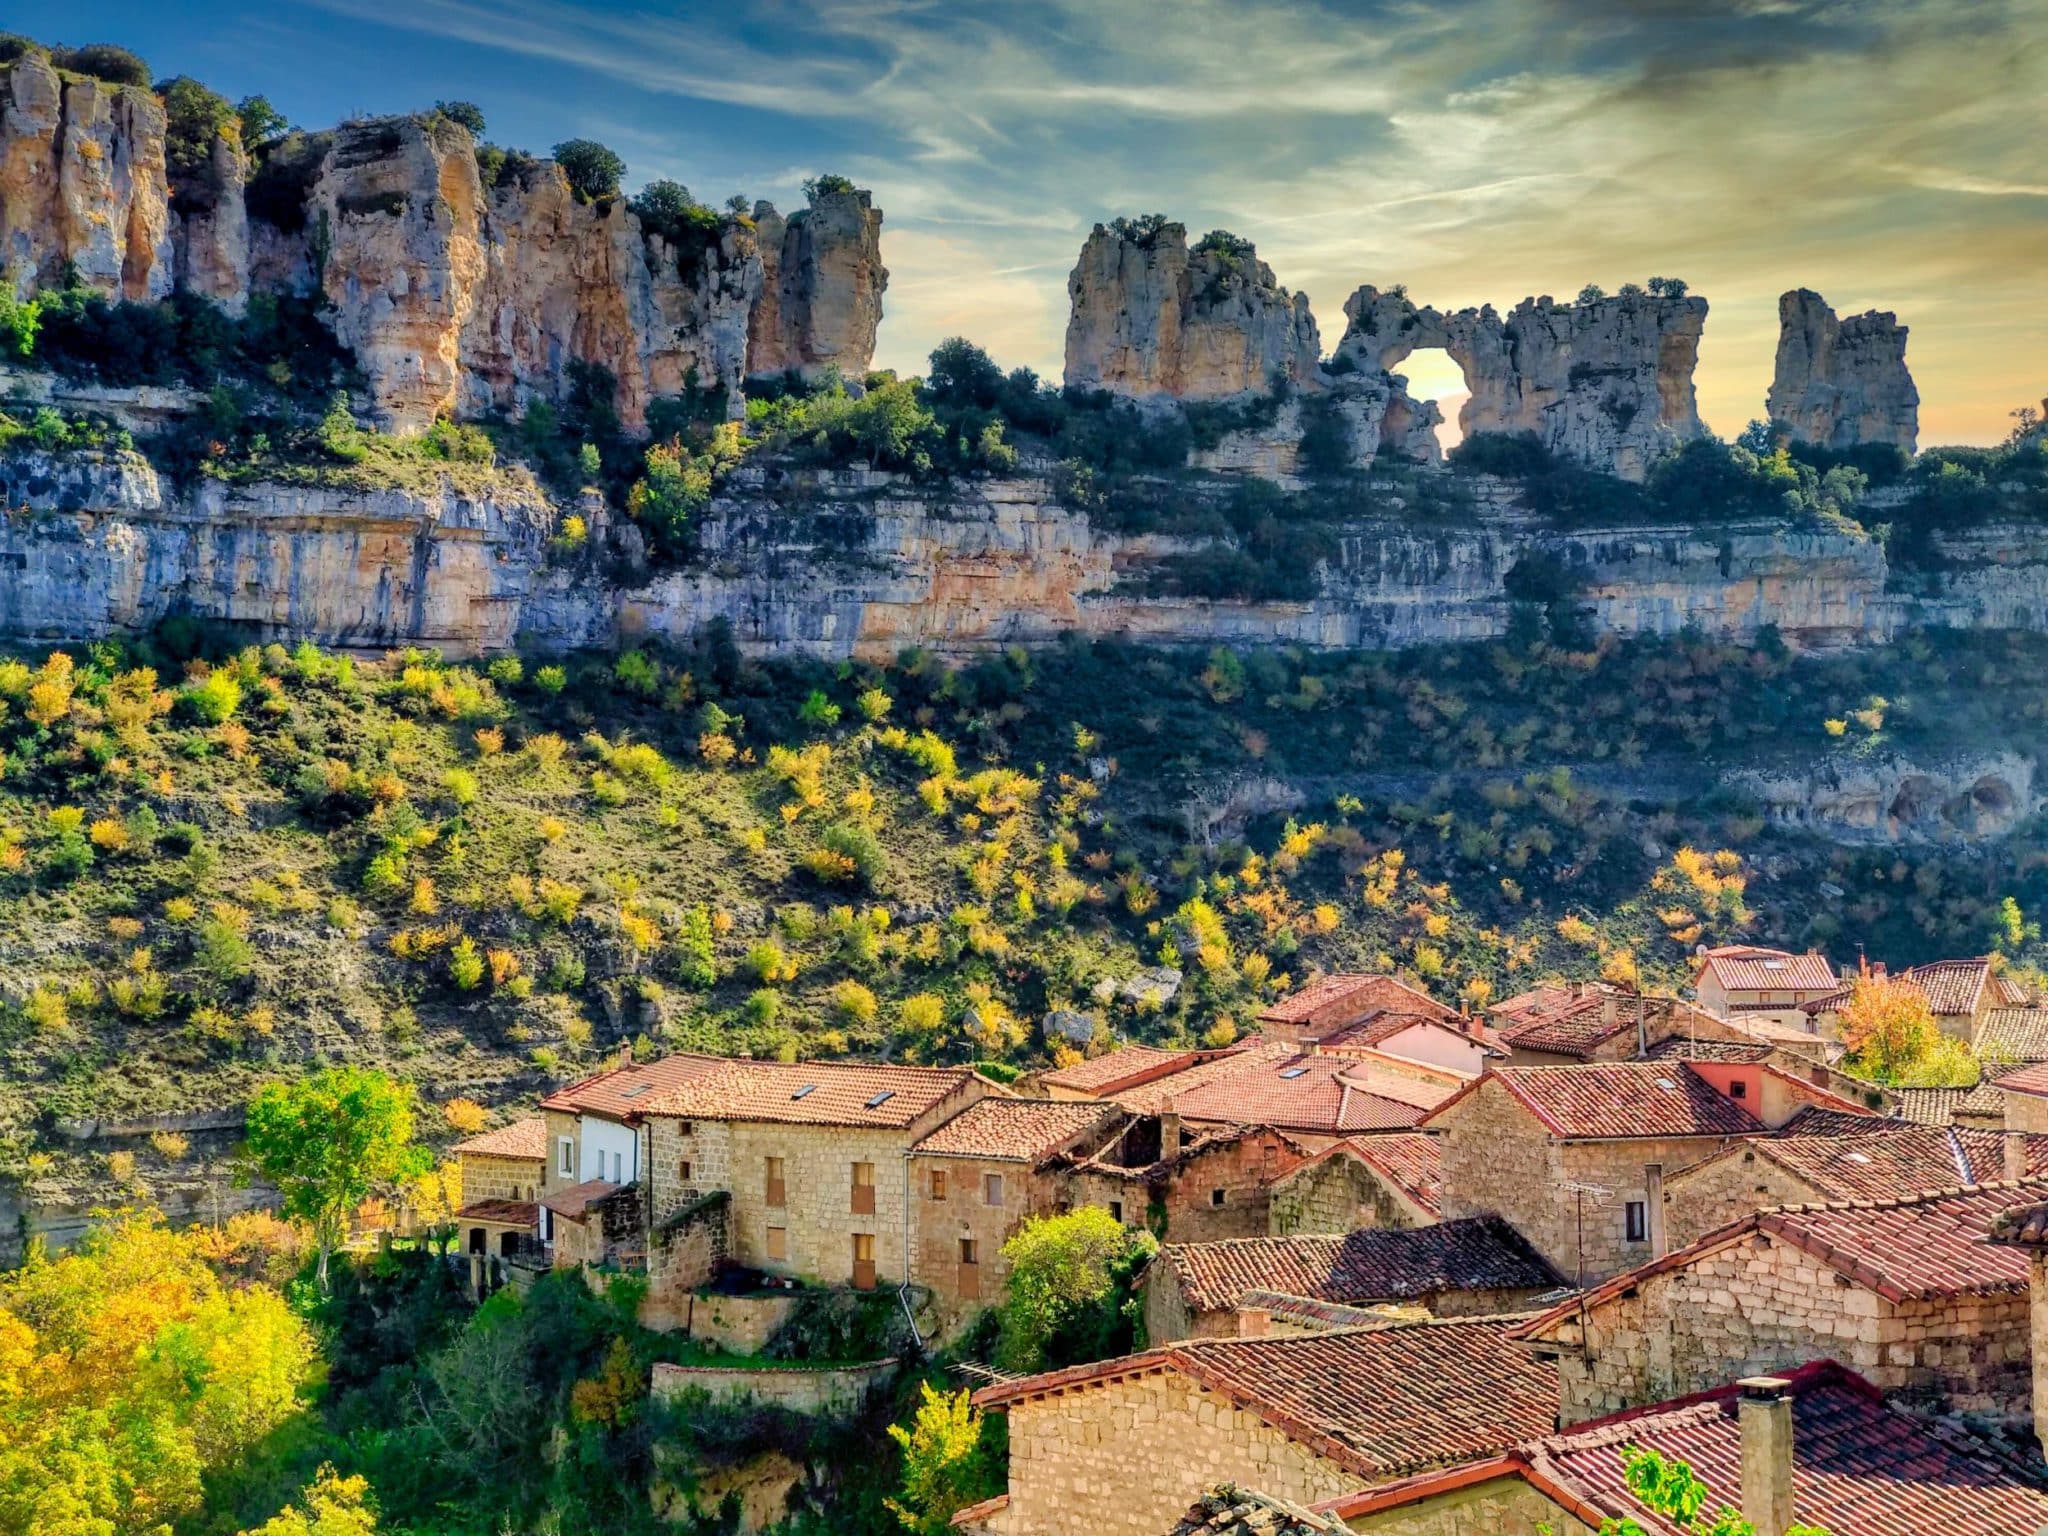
[1978,1007,2048,1063]
[1706,1125,2048,1203]
[1886,1085,1971,1126]
[1422,1063,1765,1140]
[1993,1062,2048,1100]
[1641,1037,1776,1064]
[539,1178,618,1220]
[974,1318,1560,1482]
[1344,1132,1443,1217]
[1693,946,1838,993]
[452,1116,548,1161]
[1038,1044,1213,1094]
[1171,1054,1460,1135]
[1316,1011,1499,1055]
[454,1198,538,1226]
[1258,974,1456,1029]
[1898,957,1996,1017]
[1105,1038,1297,1114]
[1328,1361,2048,1534]
[912,1098,1115,1161]
[948,1493,1009,1530]
[1157,1217,1560,1313]
[544,1053,981,1128]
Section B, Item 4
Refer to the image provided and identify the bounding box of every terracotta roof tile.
[1316,1011,1498,1055]
[1898,957,1996,1017]
[1336,1362,2048,1534]
[1423,1064,1764,1140]
[1158,1217,1560,1313]
[1730,1125,2048,1203]
[1641,1037,1776,1064]
[1169,1486,1347,1536]
[1038,1044,1212,1094]
[1978,1007,2048,1063]
[453,1198,538,1226]
[1258,974,1456,1029]
[539,1178,618,1220]
[912,1098,1114,1161]
[1993,1062,2048,1100]
[976,1319,1559,1483]
[451,1116,548,1160]
[544,1053,981,1128]
[1170,1053,1460,1135]
[1105,1039,1298,1114]
[1693,946,1839,993]
[1887,1086,1970,1126]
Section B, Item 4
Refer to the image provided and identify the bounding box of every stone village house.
[1510,1176,2048,1427]
[449,1116,547,1280]
[1690,945,1841,1031]
[1267,1133,1441,1237]
[964,1318,1559,1536]
[1422,1061,1874,1284]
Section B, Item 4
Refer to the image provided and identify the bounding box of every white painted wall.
[580,1114,640,1186]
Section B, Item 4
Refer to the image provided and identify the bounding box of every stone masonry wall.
[1269,1151,1426,1237]
[458,1150,542,1205]
[1346,1480,1592,1536]
[1543,1230,2032,1425]
[1662,1148,1823,1250]
[908,1153,1060,1311]
[991,1369,1362,1536]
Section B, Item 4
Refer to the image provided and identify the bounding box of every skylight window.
[1655,1079,1677,1091]
[1279,1066,1310,1080]
[620,1082,652,1099]
[792,1084,818,1100]
[865,1090,895,1108]
[1844,1151,1871,1164]
[1763,961,1786,971]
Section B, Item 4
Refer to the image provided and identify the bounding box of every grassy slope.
[5,625,2048,1191]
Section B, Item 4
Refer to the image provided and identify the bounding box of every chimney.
[1237,1306,1271,1338]
[2007,1130,2030,1184]
[1159,1111,1182,1156]
[1737,1377,1796,1536]
[1645,1162,1668,1259]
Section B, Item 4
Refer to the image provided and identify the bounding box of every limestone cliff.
[1336,284,1709,481]
[1767,288,1918,452]
[747,188,888,383]
[1,53,172,301]
[1064,221,1321,401]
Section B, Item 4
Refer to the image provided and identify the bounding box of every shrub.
[180,669,242,724]
[53,43,151,87]
[534,664,567,695]
[552,138,623,201]
[803,172,857,201]
[997,1207,1156,1371]
[449,936,485,990]
[830,980,879,1025]
[158,76,238,185]
[816,820,885,885]
[434,99,486,136]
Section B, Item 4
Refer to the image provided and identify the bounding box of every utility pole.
[1558,1180,1613,1288]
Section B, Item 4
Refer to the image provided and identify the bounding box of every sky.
[18,0,2045,444]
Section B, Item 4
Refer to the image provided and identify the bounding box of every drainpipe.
[898,1148,926,1352]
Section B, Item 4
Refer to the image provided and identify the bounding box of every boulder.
[1043,1008,1099,1045]
[1767,288,1918,452]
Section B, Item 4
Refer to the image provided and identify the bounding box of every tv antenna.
[1558,1180,1613,1288]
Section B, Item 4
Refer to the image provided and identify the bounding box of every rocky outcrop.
[0,53,172,300]
[170,129,250,310]
[1064,221,1321,401]
[1767,289,1918,453]
[1729,750,2037,844]
[1335,284,1709,480]
[746,188,887,383]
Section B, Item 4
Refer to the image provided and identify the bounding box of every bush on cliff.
[51,41,151,87]
[553,138,624,202]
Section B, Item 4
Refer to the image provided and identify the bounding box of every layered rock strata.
[1767,289,1918,452]
[1064,221,1321,401]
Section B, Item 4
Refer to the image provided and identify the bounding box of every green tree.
[886,1382,1002,1536]
[996,1207,1155,1371]
[238,1466,379,1536]
[237,94,288,151]
[804,172,858,201]
[434,100,486,137]
[1563,1446,1830,1535]
[553,138,624,201]
[244,1066,432,1288]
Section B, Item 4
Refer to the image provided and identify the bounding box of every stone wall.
[1434,1079,1735,1283]
[1535,1229,2031,1425]
[991,1368,1362,1536]
[684,1292,800,1354]
[458,1150,542,1205]
[650,1356,898,1415]
[1344,1480,1591,1535]
[908,1153,1060,1311]
[1269,1150,1429,1237]
[1661,1146,1821,1250]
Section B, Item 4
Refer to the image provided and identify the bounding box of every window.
[675,1121,694,1137]
[984,1172,1005,1207]
[1210,1188,1226,1208]
[1109,1200,1124,1224]
[852,1233,877,1290]
[960,1237,979,1264]
[1625,1200,1648,1243]
[558,1138,575,1178]
[852,1161,877,1215]
[930,1168,949,1201]
[765,1224,788,1261]
[765,1156,787,1208]
[678,1160,693,1184]
[1729,1080,1748,1100]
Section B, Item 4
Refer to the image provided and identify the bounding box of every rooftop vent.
[791,1084,818,1100]
[865,1090,895,1108]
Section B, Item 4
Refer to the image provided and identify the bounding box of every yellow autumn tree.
[1838,974,1939,1083]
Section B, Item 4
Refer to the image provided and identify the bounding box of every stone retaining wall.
[649,1356,898,1415]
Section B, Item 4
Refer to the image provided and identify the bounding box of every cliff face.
[1767,288,1918,452]
[746,189,888,383]
[1064,222,1321,401]
[1337,284,1709,480]
[1,54,172,301]
[0,68,876,429]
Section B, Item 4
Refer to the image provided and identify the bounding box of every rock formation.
[1,52,172,301]
[0,53,880,430]
[747,188,888,383]
[1334,284,1709,480]
[1064,220,1321,401]
[1767,289,1918,452]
